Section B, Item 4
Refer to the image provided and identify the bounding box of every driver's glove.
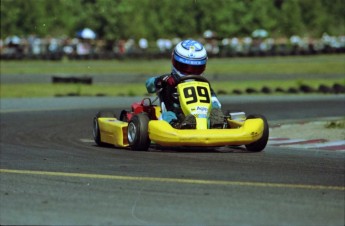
[210,89,222,109]
[154,78,163,89]
[154,75,170,89]
[212,96,222,109]
[146,77,157,93]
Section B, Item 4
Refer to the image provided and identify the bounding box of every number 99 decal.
[183,86,210,104]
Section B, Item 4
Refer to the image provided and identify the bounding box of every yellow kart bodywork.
[95,77,268,151]
[148,118,264,147]
[97,116,265,148]
[98,118,129,147]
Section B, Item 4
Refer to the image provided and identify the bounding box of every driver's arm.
[145,74,170,93]
[210,88,222,109]
[146,77,157,93]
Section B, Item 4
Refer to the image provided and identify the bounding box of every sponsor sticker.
[181,40,203,51]
[191,106,208,116]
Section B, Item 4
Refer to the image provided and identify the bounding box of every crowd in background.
[1,33,344,60]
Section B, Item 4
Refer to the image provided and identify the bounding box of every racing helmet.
[172,39,207,77]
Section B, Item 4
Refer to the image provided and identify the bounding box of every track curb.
[269,117,345,151]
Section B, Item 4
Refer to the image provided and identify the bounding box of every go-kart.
[93,75,269,152]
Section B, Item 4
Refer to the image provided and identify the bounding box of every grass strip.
[1,54,344,98]
[1,54,344,76]
[1,79,343,98]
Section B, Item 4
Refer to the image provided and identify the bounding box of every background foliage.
[1,0,345,40]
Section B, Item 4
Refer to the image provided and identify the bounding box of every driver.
[146,39,223,129]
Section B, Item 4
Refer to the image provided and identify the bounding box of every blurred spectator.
[259,38,272,54]
[1,34,344,60]
[156,38,172,53]
[275,37,288,55]
[339,35,345,52]
[204,39,219,55]
[48,37,60,53]
[76,39,91,56]
[115,39,126,55]
[231,37,242,55]
[164,39,172,51]
[156,39,165,52]
[32,36,42,56]
[264,38,275,55]
[290,35,302,54]
[220,38,230,56]
[125,38,136,54]
[62,38,75,56]
[139,38,148,51]
[243,36,252,54]
[0,39,3,54]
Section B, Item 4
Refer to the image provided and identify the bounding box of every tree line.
[1,0,344,40]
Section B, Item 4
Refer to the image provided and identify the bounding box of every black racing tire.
[93,111,116,146]
[127,113,151,151]
[119,110,129,122]
[245,114,269,152]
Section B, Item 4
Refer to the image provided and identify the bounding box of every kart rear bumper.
[148,119,264,147]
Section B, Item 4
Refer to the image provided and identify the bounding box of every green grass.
[207,55,345,76]
[1,79,343,98]
[1,54,344,98]
[0,83,148,98]
[212,79,345,93]
[1,54,344,75]
[1,58,171,75]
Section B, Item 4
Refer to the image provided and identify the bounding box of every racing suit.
[146,73,222,124]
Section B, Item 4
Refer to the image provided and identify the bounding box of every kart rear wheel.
[245,114,269,152]
[93,111,116,146]
[127,113,151,151]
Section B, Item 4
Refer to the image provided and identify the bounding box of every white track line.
[268,139,306,145]
[80,138,95,143]
[295,140,345,149]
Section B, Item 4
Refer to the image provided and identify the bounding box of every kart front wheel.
[245,114,269,152]
[127,113,151,151]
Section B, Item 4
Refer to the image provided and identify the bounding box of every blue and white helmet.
[172,39,207,77]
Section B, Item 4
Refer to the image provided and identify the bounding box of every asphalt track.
[0,95,344,225]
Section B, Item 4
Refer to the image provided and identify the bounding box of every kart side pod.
[97,118,129,147]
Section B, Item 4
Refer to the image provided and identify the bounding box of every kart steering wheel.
[177,75,210,84]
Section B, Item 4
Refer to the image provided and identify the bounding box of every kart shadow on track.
[90,142,250,154]
[141,144,253,153]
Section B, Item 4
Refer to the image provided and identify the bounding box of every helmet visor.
[172,60,206,75]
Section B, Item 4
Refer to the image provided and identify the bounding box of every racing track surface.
[1,95,344,225]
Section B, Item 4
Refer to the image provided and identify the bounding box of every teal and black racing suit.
[145,72,222,124]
